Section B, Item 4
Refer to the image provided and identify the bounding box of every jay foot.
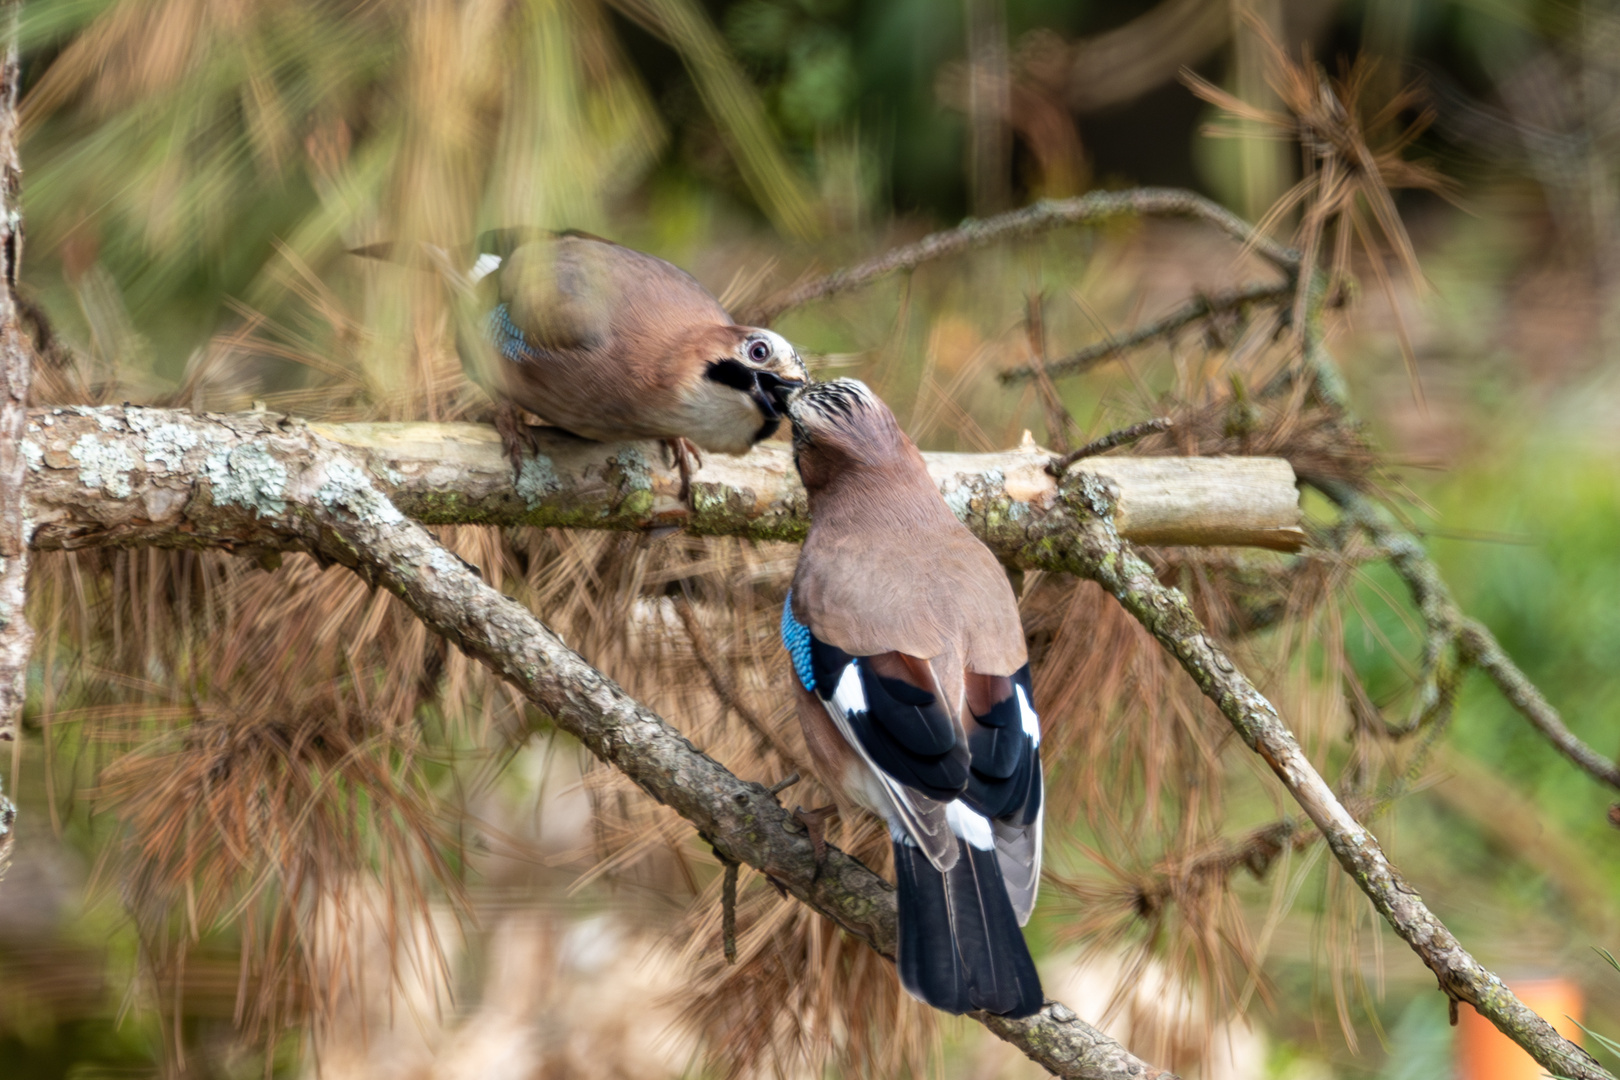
[494,400,546,474]
[792,804,840,869]
[662,437,703,507]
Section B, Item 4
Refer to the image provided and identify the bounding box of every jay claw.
[494,401,545,475]
[663,437,703,507]
[792,804,839,869]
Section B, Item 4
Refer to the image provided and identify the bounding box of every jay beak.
[355,229,809,469]
[780,379,1044,1019]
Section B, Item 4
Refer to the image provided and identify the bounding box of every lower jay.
[779,378,1044,1018]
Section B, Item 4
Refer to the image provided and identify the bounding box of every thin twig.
[717,846,740,965]
[1047,419,1174,475]
[1324,484,1620,793]
[1354,495,1620,786]
[765,772,801,796]
[740,189,1299,325]
[1023,292,1078,454]
[1457,620,1620,787]
[1000,280,1293,383]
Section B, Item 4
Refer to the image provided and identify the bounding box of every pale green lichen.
[609,447,651,490]
[205,444,288,515]
[123,409,159,434]
[72,406,124,433]
[428,547,463,578]
[20,438,41,472]
[143,423,199,471]
[515,453,561,506]
[941,467,1005,519]
[1066,472,1116,518]
[606,447,654,518]
[316,458,405,526]
[70,434,137,498]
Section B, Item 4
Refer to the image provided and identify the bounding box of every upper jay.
[360,230,808,480]
[779,379,1044,1018]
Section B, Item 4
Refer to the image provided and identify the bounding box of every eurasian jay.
[456,230,807,480]
[779,379,1044,1018]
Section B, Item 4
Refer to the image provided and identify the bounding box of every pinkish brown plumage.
[360,230,807,470]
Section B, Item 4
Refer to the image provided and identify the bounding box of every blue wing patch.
[484,303,535,363]
[780,590,815,692]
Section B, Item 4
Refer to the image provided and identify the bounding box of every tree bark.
[0,1,28,873]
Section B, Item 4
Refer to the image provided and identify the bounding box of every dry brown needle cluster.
[1184,15,1452,382]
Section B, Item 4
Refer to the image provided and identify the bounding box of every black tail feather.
[893,837,1043,1018]
[895,840,969,1013]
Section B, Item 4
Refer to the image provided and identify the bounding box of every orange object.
[1456,977,1584,1080]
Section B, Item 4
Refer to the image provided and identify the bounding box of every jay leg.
[662,437,703,506]
[493,400,546,473]
[792,804,840,870]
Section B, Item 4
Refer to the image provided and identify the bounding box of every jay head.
[781,378,1046,1019]
[783,378,900,491]
[683,324,806,451]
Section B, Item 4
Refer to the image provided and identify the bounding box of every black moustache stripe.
[704,358,757,392]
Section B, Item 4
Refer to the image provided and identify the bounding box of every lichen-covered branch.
[19,405,1173,1080]
[740,187,1300,325]
[26,408,1306,554]
[0,2,27,874]
[1024,475,1610,1080]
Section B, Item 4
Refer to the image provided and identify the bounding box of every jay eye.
[749,340,770,362]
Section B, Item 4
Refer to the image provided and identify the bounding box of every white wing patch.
[469,252,503,283]
[832,664,866,717]
[818,658,956,871]
[1015,684,1041,745]
[945,801,995,850]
